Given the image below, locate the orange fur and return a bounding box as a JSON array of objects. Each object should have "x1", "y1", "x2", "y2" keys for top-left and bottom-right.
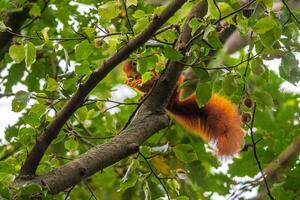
[{"x1": 123, "y1": 61, "x2": 244, "y2": 157}]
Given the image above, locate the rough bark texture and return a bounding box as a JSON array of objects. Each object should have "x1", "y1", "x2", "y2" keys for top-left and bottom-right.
[{"x1": 15, "y1": 0, "x2": 209, "y2": 194}]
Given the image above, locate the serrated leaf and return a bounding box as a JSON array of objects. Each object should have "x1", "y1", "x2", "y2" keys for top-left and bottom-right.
[
  {"x1": 133, "y1": 17, "x2": 148, "y2": 33},
  {"x1": 98, "y1": 1, "x2": 119, "y2": 21},
  {"x1": 46, "y1": 77, "x2": 58, "y2": 92},
  {"x1": 189, "y1": 17, "x2": 201, "y2": 35},
  {"x1": 9, "y1": 44, "x2": 25, "y2": 63},
  {"x1": 75, "y1": 40, "x2": 93, "y2": 61},
  {"x1": 173, "y1": 144, "x2": 197, "y2": 163},
  {"x1": 25, "y1": 42, "x2": 36, "y2": 67},
  {"x1": 222, "y1": 74, "x2": 237, "y2": 96},
  {"x1": 29, "y1": 3, "x2": 41, "y2": 17},
  {"x1": 127, "y1": 0, "x2": 137, "y2": 7},
  {"x1": 132, "y1": 10, "x2": 145, "y2": 19},
  {"x1": 252, "y1": 90, "x2": 273, "y2": 107},
  {"x1": 279, "y1": 53, "x2": 300, "y2": 84},
  {"x1": 137, "y1": 56, "x2": 158, "y2": 74},
  {"x1": 259, "y1": 26, "x2": 281, "y2": 47},
  {"x1": 19, "y1": 183, "x2": 43, "y2": 195},
  {"x1": 253, "y1": 17, "x2": 278, "y2": 34},
  {"x1": 12, "y1": 91, "x2": 30, "y2": 112},
  {"x1": 150, "y1": 156, "x2": 169, "y2": 176},
  {"x1": 64, "y1": 137, "x2": 79, "y2": 150},
  {"x1": 196, "y1": 82, "x2": 212, "y2": 107},
  {"x1": 262, "y1": 0, "x2": 273, "y2": 10},
  {"x1": 206, "y1": 30, "x2": 222, "y2": 49},
  {"x1": 251, "y1": 58, "x2": 265, "y2": 75},
  {"x1": 141, "y1": 72, "x2": 153, "y2": 84},
  {"x1": 75, "y1": 60, "x2": 91, "y2": 76},
  {"x1": 18, "y1": 127, "x2": 35, "y2": 144},
  {"x1": 163, "y1": 46, "x2": 183, "y2": 61}
]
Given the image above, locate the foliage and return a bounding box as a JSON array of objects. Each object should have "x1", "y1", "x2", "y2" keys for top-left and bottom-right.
[{"x1": 0, "y1": 0, "x2": 299, "y2": 199}]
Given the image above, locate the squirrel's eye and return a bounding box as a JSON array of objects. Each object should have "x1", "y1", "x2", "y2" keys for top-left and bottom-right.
[{"x1": 132, "y1": 61, "x2": 137, "y2": 67}]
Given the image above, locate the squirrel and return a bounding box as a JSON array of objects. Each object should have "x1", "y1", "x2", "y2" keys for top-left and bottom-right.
[{"x1": 123, "y1": 60, "x2": 244, "y2": 157}]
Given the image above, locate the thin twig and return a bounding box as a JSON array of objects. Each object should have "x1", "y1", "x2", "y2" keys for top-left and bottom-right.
[
  {"x1": 139, "y1": 152, "x2": 170, "y2": 200},
  {"x1": 249, "y1": 103, "x2": 274, "y2": 200},
  {"x1": 0, "y1": 93, "x2": 15, "y2": 98},
  {"x1": 215, "y1": 0, "x2": 256, "y2": 24},
  {"x1": 154, "y1": 24, "x2": 179, "y2": 36},
  {"x1": 213, "y1": 0, "x2": 222, "y2": 19},
  {"x1": 84, "y1": 182, "x2": 98, "y2": 200},
  {"x1": 186, "y1": 0, "x2": 256, "y2": 48},
  {"x1": 64, "y1": 185, "x2": 75, "y2": 200},
  {"x1": 281, "y1": 0, "x2": 300, "y2": 26},
  {"x1": 84, "y1": 99, "x2": 138, "y2": 106},
  {"x1": 122, "y1": 0, "x2": 134, "y2": 34}
]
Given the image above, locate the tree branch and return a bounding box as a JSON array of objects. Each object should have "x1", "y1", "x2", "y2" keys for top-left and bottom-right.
[
  {"x1": 19, "y1": 0, "x2": 189, "y2": 177},
  {"x1": 253, "y1": 136, "x2": 300, "y2": 199},
  {"x1": 15, "y1": 0, "x2": 208, "y2": 194}
]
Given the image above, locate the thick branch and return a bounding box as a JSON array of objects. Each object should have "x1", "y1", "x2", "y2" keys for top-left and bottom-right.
[
  {"x1": 19, "y1": 0, "x2": 188, "y2": 176},
  {"x1": 15, "y1": 0, "x2": 208, "y2": 194}
]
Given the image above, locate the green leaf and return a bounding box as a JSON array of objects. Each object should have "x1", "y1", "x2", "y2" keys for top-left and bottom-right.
[
  {"x1": 141, "y1": 72, "x2": 153, "y2": 84},
  {"x1": 259, "y1": 26, "x2": 281, "y2": 47},
  {"x1": 0, "y1": 20, "x2": 8, "y2": 31},
  {"x1": 118, "y1": 161, "x2": 138, "y2": 192},
  {"x1": 279, "y1": 53, "x2": 300, "y2": 84},
  {"x1": 252, "y1": 90, "x2": 274, "y2": 107},
  {"x1": 83, "y1": 27, "x2": 95, "y2": 39},
  {"x1": 132, "y1": 10, "x2": 145, "y2": 19},
  {"x1": 189, "y1": 17, "x2": 201, "y2": 35},
  {"x1": 9, "y1": 44, "x2": 25, "y2": 63},
  {"x1": 127, "y1": 0, "x2": 137, "y2": 7},
  {"x1": 137, "y1": 56, "x2": 158, "y2": 74},
  {"x1": 251, "y1": 58, "x2": 265, "y2": 75},
  {"x1": 262, "y1": 0, "x2": 273, "y2": 10},
  {"x1": 98, "y1": 1, "x2": 119, "y2": 21},
  {"x1": 75, "y1": 40, "x2": 93, "y2": 61},
  {"x1": 12, "y1": 91, "x2": 31, "y2": 112},
  {"x1": 25, "y1": 42, "x2": 36, "y2": 67},
  {"x1": 195, "y1": 82, "x2": 212, "y2": 107},
  {"x1": 236, "y1": 14, "x2": 249, "y2": 34},
  {"x1": 18, "y1": 183, "x2": 43, "y2": 196},
  {"x1": 76, "y1": 106, "x2": 88, "y2": 121},
  {"x1": 173, "y1": 144, "x2": 197, "y2": 163},
  {"x1": 253, "y1": 17, "x2": 278, "y2": 34},
  {"x1": 18, "y1": 127, "x2": 35, "y2": 144},
  {"x1": 75, "y1": 60, "x2": 91, "y2": 76},
  {"x1": 192, "y1": 68, "x2": 210, "y2": 82},
  {"x1": 205, "y1": 28, "x2": 222, "y2": 49},
  {"x1": 29, "y1": 3, "x2": 41, "y2": 17},
  {"x1": 23, "y1": 112, "x2": 40, "y2": 127},
  {"x1": 222, "y1": 74, "x2": 237, "y2": 96},
  {"x1": 64, "y1": 137, "x2": 79, "y2": 150},
  {"x1": 162, "y1": 46, "x2": 183, "y2": 61},
  {"x1": 133, "y1": 17, "x2": 149, "y2": 33},
  {"x1": 46, "y1": 77, "x2": 59, "y2": 92}
]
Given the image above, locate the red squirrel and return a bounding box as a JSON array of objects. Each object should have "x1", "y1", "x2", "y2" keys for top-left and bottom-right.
[{"x1": 123, "y1": 60, "x2": 244, "y2": 157}]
